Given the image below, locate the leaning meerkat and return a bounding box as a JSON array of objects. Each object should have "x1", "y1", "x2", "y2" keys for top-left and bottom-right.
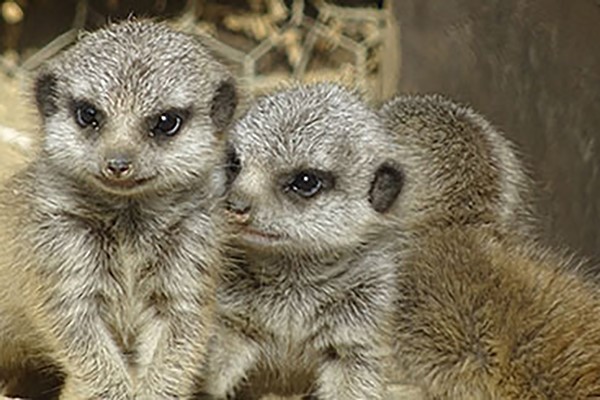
[
  {"x1": 0, "y1": 20, "x2": 237, "y2": 399},
  {"x1": 380, "y1": 93, "x2": 535, "y2": 235},
  {"x1": 200, "y1": 83, "x2": 404, "y2": 399},
  {"x1": 381, "y1": 94, "x2": 600, "y2": 398}
]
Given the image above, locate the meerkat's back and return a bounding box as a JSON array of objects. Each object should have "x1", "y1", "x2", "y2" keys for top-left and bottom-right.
[
  {"x1": 381, "y1": 94, "x2": 600, "y2": 398},
  {"x1": 394, "y1": 226, "x2": 600, "y2": 398}
]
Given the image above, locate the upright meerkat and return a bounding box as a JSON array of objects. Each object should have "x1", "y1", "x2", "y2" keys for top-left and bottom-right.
[
  {"x1": 200, "y1": 83, "x2": 404, "y2": 399},
  {"x1": 0, "y1": 20, "x2": 237, "y2": 400},
  {"x1": 381, "y1": 94, "x2": 600, "y2": 398}
]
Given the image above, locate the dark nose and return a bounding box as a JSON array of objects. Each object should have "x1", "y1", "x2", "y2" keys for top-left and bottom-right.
[
  {"x1": 225, "y1": 193, "x2": 252, "y2": 225},
  {"x1": 104, "y1": 158, "x2": 132, "y2": 179},
  {"x1": 226, "y1": 196, "x2": 251, "y2": 216}
]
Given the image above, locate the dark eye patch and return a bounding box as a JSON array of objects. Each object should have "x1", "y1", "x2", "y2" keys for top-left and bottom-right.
[
  {"x1": 72, "y1": 100, "x2": 103, "y2": 130},
  {"x1": 148, "y1": 108, "x2": 191, "y2": 138},
  {"x1": 283, "y1": 169, "x2": 335, "y2": 199}
]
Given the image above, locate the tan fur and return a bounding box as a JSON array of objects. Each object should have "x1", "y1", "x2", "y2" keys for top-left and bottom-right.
[
  {"x1": 0, "y1": 20, "x2": 237, "y2": 399},
  {"x1": 381, "y1": 95, "x2": 600, "y2": 398},
  {"x1": 380, "y1": 93, "x2": 534, "y2": 235}
]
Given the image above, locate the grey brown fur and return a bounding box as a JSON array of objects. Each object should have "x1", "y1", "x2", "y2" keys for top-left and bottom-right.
[
  {"x1": 380, "y1": 94, "x2": 534, "y2": 235},
  {"x1": 200, "y1": 83, "x2": 404, "y2": 399},
  {"x1": 381, "y1": 94, "x2": 600, "y2": 398},
  {"x1": 0, "y1": 20, "x2": 237, "y2": 399}
]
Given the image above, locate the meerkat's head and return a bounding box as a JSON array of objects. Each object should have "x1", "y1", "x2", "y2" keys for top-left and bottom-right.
[
  {"x1": 224, "y1": 83, "x2": 403, "y2": 256},
  {"x1": 33, "y1": 20, "x2": 237, "y2": 197},
  {"x1": 379, "y1": 94, "x2": 533, "y2": 233}
]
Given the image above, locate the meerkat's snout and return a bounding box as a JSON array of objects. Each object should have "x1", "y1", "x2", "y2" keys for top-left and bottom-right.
[
  {"x1": 223, "y1": 159, "x2": 264, "y2": 222},
  {"x1": 96, "y1": 148, "x2": 149, "y2": 192},
  {"x1": 223, "y1": 148, "x2": 252, "y2": 224},
  {"x1": 225, "y1": 192, "x2": 252, "y2": 225},
  {"x1": 102, "y1": 155, "x2": 133, "y2": 180}
]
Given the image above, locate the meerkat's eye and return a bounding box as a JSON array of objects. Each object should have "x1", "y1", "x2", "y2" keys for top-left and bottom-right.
[
  {"x1": 74, "y1": 102, "x2": 101, "y2": 129},
  {"x1": 151, "y1": 111, "x2": 183, "y2": 137},
  {"x1": 285, "y1": 170, "x2": 334, "y2": 198}
]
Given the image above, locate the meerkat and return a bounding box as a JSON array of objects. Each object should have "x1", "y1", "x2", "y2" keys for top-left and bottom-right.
[
  {"x1": 0, "y1": 20, "x2": 237, "y2": 400},
  {"x1": 380, "y1": 94, "x2": 600, "y2": 398},
  {"x1": 379, "y1": 93, "x2": 535, "y2": 235},
  {"x1": 199, "y1": 83, "x2": 404, "y2": 399}
]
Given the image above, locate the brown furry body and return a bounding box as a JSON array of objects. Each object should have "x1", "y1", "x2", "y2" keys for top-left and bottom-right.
[
  {"x1": 394, "y1": 226, "x2": 600, "y2": 399},
  {"x1": 200, "y1": 84, "x2": 405, "y2": 399},
  {"x1": 382, "y1": 94, "x2": 600, "y2": 398},
  {"x1": 0, "y1": 20, "x2": 237, "y2": 399}
]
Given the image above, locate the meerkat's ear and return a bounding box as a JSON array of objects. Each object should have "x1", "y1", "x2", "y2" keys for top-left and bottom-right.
[
  {"x1": 34, "y1": 71, "x2": 59, "y2": 119},
  {"x1": 210, "y1": 78, "x2": 238, "y2": 131},
  {"x1": 369, "y1": 161, "x2": 404, "y2": 213}
]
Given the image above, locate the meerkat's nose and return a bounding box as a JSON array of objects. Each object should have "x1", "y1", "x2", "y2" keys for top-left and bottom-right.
[
  {"x1": 104, "y1": 157, "x2": 133, "y2": 179},
  {"x1": 226, "y1": 197, "x2": 251, "y2": 215},
  {"x1": 225, "y1": 194, "x2": 252, "y2": 224}
]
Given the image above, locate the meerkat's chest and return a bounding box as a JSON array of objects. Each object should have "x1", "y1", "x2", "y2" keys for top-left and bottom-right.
[
  {"x1": 100, "y1": 239, "x2": 158, "y2": 349},
  {"x1": 224, "y1": 272, "x2": 334, "y2": 347},
  {"x1": 220, "y1": 276, "x2": 338, "y2": 383},
  {"x1": 253, "y1": 280, "x2": 321, "y2": 330}
]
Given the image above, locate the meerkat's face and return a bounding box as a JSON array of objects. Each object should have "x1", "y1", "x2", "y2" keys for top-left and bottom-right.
[
  {"x1": 33, "y1": 21, "x2": 236, "y2": 196},
  {"x1": 225, "y1": 84, "x2": 403, "y2": 256}
]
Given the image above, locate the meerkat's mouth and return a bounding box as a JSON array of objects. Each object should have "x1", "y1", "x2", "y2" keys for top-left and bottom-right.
[
  {"x1": 224, "y1": 210, "x2": 284, "y2": 245},
  {"x1": 236, "y1": 225, "x2": 283, "y2": 246},
  {"x1": 95, "y1": 175, "x2": 155, "y2": 191}
]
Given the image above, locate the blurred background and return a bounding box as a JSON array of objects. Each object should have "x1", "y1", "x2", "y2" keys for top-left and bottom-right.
[
  {"x1": 395, "y1": 1, "x2": 600, "y2": 263},
  {"x1": 0, "y1": 0, "x2": 599, "y2": 260}
]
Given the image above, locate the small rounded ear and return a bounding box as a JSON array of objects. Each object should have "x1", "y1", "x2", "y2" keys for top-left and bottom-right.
[
  {"x1": 369, "y1": 161, "x2": 404, "y2": 213},
  {"x1": 34, "y1": 71, "x2": 59, "y2": 119},
  {"x1": 210, "y1": 78, "x2": 238, "y2": 131}
]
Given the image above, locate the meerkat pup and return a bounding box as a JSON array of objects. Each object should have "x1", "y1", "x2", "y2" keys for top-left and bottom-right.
[
  {"x1": 381, "y1": 93, "x2": 535, "y2": 235},
  {"x1": 381, "y1": 94, "x2": 600, "y2": 398},
  {"x1": 0, "y1": 20, "x2": 237, "y2": 399},
  {"x1": 199, "y1": 83, "x2": 404, "y2": 399}
]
